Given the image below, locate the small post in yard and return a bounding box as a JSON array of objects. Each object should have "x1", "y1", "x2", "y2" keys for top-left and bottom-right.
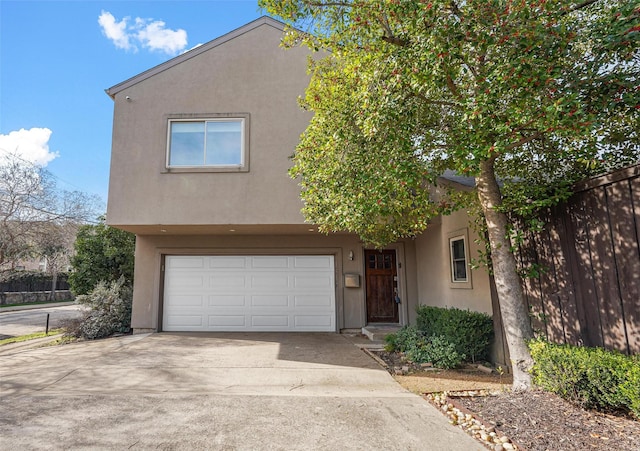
[{"x1": 46, "y1": 313, "x2": 50, "y2": 335}]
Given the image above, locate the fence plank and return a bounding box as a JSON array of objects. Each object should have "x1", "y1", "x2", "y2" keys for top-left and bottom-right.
[
  {"x1": 607, "y1": 178, "x2": 640, "y2": 354},
  {"x1": 558, "y1": 196, "x2": 602, "y2": 346},
  {"x1": 565, "y1": 197, "x2": 599, "y2": 347},
  {"x1": 631, "y1": 177, "x2": 640, "y2": 354},
  {"x1": 587, "y1": 187, "x2": 628, "y2": 352},
  {"x1": 536, "y1": 213, "x2": 566, "y2": 344},
  {"x1": 550, "y1": 206, "x2": 581, "y2": 346},
  {"x1": 520, "y1": 229, "x2": 548, "y2": 337}
]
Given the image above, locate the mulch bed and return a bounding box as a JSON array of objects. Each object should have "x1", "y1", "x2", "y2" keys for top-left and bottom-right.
[
  {"x1": 456, "y1": 390, "x2": 640, "y2": 451},
  {"x1": 372, "y1": 350, "x2": 640, "y2": 451}
]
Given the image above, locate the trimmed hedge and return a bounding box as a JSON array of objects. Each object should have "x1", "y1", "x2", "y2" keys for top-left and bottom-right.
[
  {"x1": 383, "y1": 306, "x2": 493, "y2": 369},
  {"x1": 529, "y1": 338, "x2": 640, "y2": 418},
  {"x1": 416, "y1": 305, "x2": 494, "y2": 362}
]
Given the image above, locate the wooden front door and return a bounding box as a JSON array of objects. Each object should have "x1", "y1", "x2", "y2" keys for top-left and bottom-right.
[{"x1": 365, "y1": 249, "x2": 399, "y2": 323}]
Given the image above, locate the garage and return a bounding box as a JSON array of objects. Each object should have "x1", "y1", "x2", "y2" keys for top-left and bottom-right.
[{"x1": 162, "y1": 255, "x2": 336, "y2": 332}]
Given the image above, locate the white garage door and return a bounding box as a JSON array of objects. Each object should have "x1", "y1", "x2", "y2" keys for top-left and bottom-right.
[{"x1": 163, "y1": 255, "x2": 336, "y2": 332}]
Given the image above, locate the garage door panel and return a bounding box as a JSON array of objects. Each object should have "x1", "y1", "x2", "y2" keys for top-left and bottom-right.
[
  {"x1": 295, "y1": 315, "x2": 332, "y2": 327},
  {"x1": 294, "y1": 275, "x2": 333, "y2": 289},
  {"x1": 294, "y1": 295, "x2": 332, "y2": 307},
  {"x1": 209, "y1": 256, "x2": 247, "y2": 268},
  {"x1": 168, "y1": 275, "x2": 205, "y2": 289},
  {"x1": 169, "y1": 257, "x2": 205, "y2": 269},
  {"x1": 294, "y1": 256, "x2": 332, "y2": 268},
  {"x1": 209, "y1": 275, "x2": 246, "y2": 288},
  {"x1": 251, "y1": 295, "x2": 289, "y2": 307},
  {"x1": 208, "y1": 295, "x2": 246, "y2": 307},
  {"x1": 251, "y1": 316, "x2": 289, "y2": 327},
  {"x1": 251, "y1": 275, "x2": 289, "y2": 289},
  {"x1": 163, "y1": 255, "x2": 335, "y2": 332},
  {"x1": 166, "y1": 295, "x2": 204, "y2": 307},
  {"x1": 166, "y1": 315, "x2": 203, "y2": 328},
  {"x1": 251, "y1": 256, "x2": 289, "y2": 268},
  {"x1": 208, "y1": 315, "x2": 246, "y2": 327}
]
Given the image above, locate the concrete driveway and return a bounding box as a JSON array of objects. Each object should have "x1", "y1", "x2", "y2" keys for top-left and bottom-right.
[{"x1": 0, "y1": 333, "x2": 483, "y2": 450}]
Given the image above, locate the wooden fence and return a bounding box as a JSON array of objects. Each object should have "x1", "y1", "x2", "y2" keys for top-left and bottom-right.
[
  {"x1": 515, "y1": 164, "x2": 639, "y2": 355},
  {"x1": 0, "y1": 273, "x2": 70, "y2": 293}
]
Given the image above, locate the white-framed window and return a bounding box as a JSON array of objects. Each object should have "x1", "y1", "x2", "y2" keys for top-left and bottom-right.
[
  {"x1": 166, "y1": 114, "x2": 249, "y2": 172},
  {"x1": 449, "y1": 235, "x2": 468, "y2": 283}
]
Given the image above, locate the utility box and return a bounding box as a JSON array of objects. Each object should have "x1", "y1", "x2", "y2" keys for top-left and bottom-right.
[{"x1": 344, "y1": 273, "x2": 361, "y2": 288}]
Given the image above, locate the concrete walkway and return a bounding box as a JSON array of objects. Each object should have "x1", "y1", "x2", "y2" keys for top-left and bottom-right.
[{"x1": 0, "y1": 332, "x2": 483, "y2": 450}]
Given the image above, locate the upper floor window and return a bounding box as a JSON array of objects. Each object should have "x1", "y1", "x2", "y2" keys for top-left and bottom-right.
[{"x1": 166, "y1": 116, "x2": 248, "y2": 171}]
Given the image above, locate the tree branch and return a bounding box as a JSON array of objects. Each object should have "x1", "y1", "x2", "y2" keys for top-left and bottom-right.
[
  {"x1": 446, "y1": 74, "x2": 462, "y2": 100},
  {"x1": 505, "y1": 131, "x2": 545, "y2": 151},
  {"x1": 378, "y1": 14, "x2": 409, "y2": 47}
]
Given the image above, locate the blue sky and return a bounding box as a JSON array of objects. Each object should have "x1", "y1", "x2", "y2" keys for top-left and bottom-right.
[{"x1": 1, "y1": 0, "x2": 267, "y2": 208}]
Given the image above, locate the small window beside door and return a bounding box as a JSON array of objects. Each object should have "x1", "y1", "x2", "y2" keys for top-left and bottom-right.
[
  {"x1": 448, "y1": 230, "x2": 472, "y2": 289},
  {"x1": 450, "y1": 236, "x2": 467, "y2": 282}
]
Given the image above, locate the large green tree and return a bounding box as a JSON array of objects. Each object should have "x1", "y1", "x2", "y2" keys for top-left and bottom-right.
[
  {"x1": 260, "y1": 0, "x2": 639, "y2": 390},
  {"x1": 69, "y1": 218, "x2": 135, "y2": 295}
]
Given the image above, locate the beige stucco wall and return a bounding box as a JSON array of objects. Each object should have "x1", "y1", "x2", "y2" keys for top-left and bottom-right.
[
  {"x1": 106, "y1": 19, "x2": 489, "y2": 332},
  {"x1": 131, "y1": 233, "x2": 419, "y2": 332},
  {"x1": 107, "y1": 22, "x2": 312, "y2": 228},
  {"x1": 415, "y1": 209, "x2": 493, "y2": 315}
]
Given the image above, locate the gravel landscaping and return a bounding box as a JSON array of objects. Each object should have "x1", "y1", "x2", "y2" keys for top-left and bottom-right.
[{"x1": 370, "y1": 350, "x2": 640, "y2": 451}]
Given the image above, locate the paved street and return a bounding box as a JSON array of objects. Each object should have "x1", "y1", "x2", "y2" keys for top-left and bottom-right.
[
  {"x1": 0, "y1": 303, "x2": 82, "y2": 339},
  {"x1": 0, "y1": 332, "x2": 483, "y2": 450}
]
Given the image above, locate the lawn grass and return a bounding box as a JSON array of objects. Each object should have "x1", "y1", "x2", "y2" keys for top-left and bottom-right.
[{"x1": 0, "y1": 329, "x2": 65, "y2": 346}]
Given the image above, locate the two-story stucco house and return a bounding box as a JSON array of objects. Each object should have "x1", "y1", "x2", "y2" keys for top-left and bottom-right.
[{"x1": 106, "y1": 17, "x2": 497, "y2": 339}]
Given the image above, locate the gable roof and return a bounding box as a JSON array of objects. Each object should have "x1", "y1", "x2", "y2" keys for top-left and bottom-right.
[
  {"x1": 438, "y1": 170, "x2": 476, "y2": 188},
  {"x1": 105, "y1": 16, "x2": 286, "y2": 99}
]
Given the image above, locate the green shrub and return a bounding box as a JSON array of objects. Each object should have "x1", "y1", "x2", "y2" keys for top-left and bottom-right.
[
  {"x1": 384, "y1": 325, "x2": 424, "y2": 353},
  {"x1": 620, "y1": 361, "x2": 640, "y2": 418},
  {"x1": 421, "y1": 335, "x2": 463, "y2": 370},
  {"x1": 73, "y1": 277, "x2": 132, "y2": 340},
  {"x1": 529, "y1": 338, "x2": 640, "y2": 418},
  {"x1": 383, "y1": 331, "x2": 398, "y2": 352},
  {"x1": 69, "y1": 220, "x2": 135, "y2": 295},
  {"x1": 416, "y1": 305, "x2": 493, "y2": 362},
  {"x1": 384, "y1": 326, "x2": 463, "y2": 369}
]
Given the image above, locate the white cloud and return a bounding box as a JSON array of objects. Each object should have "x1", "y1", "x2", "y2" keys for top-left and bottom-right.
[
  {"x1": 98, "y1": 11, "x2": 188, "y2": 55},
  {"x1": 98, "y1": 11, "x2": 132, "y2": 51},
  {"x1": 0, "y1": 128, "x2": 59, "y2": 166},
  {"x1": 136, "y1": 19, "x2": 188, "y2": 54}
]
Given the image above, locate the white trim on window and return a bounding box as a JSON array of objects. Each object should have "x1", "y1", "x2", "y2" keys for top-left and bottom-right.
[
  {"x1": 447, "y1": 228, "x2": 473, "y2": 289},
  {"x1": 449, "y1": 236, "x2": 468, "y2": 283},
  {"x1": 164, "y1": 113, "x2": 250, "y2": 173}
]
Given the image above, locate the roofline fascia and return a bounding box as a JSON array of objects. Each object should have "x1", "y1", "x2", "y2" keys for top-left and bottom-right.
[{"x1": 105, "y1": 16, "x2": 287, "y2": 100}]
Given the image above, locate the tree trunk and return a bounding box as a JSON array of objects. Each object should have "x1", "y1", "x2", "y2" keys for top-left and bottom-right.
[{"x1": 476, "y1": 157, "x2": 534, "y2": 391}]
